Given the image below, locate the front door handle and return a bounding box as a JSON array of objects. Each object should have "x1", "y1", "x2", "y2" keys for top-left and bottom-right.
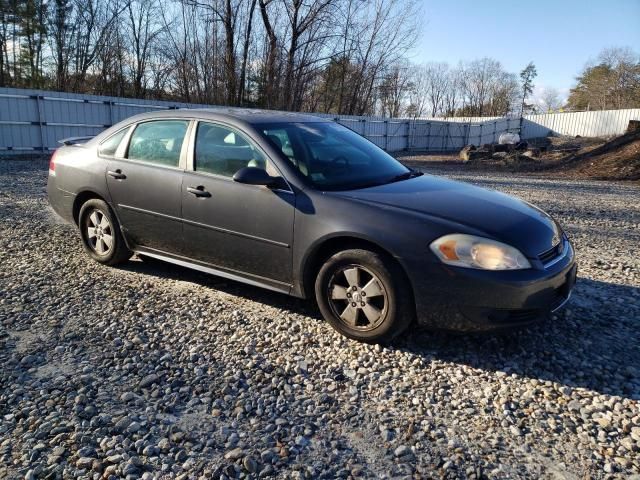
[
  {"x1": 108, "y1": 169, "x2": 126, "y2": 180},
  {"x1": 187, "y1": 186, "x2": 211, "y2": 198}
]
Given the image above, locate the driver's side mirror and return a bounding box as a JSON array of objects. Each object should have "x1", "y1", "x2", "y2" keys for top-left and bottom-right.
[{"x1": 233, "y1": 166, "x2": 279, "y2": 187}]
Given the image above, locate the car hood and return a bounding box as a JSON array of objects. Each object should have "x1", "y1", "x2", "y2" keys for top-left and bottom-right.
[{"x1": 333, "y1": 174, "x2": 561, "y2": 257}]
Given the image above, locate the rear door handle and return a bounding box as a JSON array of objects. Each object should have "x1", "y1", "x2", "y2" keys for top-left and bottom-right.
[
  {"x1": 108, "y1": 170, "x2": 126, "y2": 180},
  {"x1": 187, "y1": 186, "x2": 211, "y2": 198}
]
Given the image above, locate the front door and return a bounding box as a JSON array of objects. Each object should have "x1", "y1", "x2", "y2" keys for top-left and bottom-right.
[
  {"x1": 105, "y1": 119, "x2": 190, "y2": 254},
  {"x1": 181, "y1": 121, "x2": 295, "y2": 288}
]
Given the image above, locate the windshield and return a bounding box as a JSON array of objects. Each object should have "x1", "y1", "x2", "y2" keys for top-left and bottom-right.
[{"x1": 258, "y1": 122, "x2": 412, "y2": 190}]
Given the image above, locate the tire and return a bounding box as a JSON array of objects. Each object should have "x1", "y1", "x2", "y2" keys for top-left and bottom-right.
[
  {"x1": 78, "y1": 199, "x2": 132, "y2": 265},
  {"x1": 315, "y1": 249, "x2": 414, "y2": 343}
]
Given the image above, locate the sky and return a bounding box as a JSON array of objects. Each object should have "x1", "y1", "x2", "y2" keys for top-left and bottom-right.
[{"x1": 411, "y1": 0, "x2": 640, "y2": 101}]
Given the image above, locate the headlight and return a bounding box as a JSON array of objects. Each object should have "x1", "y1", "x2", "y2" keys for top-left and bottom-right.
[{"x1": 430, "y1": 234, "x2": 531, "y2": 270}]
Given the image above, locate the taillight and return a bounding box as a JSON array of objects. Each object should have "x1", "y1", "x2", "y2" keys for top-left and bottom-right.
[{"x1": 49, "y1": 149, "x2": 58, "y2": 173}]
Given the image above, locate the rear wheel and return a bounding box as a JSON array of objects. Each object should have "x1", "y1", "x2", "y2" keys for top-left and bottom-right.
[
  {"x1": 315, "y1": 249, "x2": 414, "y2": 343},
  {"x1": 79, "y1": 199, "x2": 131, "y2": 265}
]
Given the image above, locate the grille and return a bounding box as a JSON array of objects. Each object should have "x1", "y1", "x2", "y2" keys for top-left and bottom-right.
[{"x1": 538, "y1": 240, "x2": 564, "y2": 265}]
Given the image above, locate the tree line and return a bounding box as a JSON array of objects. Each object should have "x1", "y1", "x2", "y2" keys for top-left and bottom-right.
[
  {"x1": 0, "y1": 0, "x2": 535, "y2": 117},
  {"x1": 1, "y1": 0, "x2": 638, "y2": 117},
  {"x1": 401, "y1": 59, "x2": 528, "y2": 118},
  {"x1": 0, "y1": 0, "x2": 422, "y2": 115},
  {"x1": 566, "y1": 47, "x2": 640, "y2": 111}
]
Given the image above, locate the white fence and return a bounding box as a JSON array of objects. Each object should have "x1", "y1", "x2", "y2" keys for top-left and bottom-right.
[
  {"x1": 521, "y1": 109, "x2": 640, "y2": 138},
  {"x1": 0, "y1": 87, "x2": 638, "y2": 153},
  {"x1": 313, "y1": 114, "x2": 522, "y2": 151}
]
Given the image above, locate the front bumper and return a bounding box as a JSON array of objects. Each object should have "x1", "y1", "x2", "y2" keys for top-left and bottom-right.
[{"x1": 403, "y1": 241, "x2": 577, "y2": 331}]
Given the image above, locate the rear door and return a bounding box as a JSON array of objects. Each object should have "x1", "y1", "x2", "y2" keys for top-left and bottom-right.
[
  {"x1": 181, "y1": 121, "x2": 295, "y2": 288},
  {"x1": 105, "y1": 119, "x2": 190, "y2": 254}
]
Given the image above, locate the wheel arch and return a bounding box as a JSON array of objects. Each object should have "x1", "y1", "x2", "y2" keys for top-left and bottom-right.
[
  {"x1": 72, "y1": 192, "x2": 126, "y2": 249},
  {"x1": 72, "y1": 190, "x2": 109, "y2": 226},
  {"x1": 300, "y1": 235, "x2": 415, "y2": 305}
]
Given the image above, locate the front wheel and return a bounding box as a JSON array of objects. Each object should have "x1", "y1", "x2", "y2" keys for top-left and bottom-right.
[
  {"x1": 79, "y1": 199, "x2": 132, "y2": 265},
  {"x1": 315, "y1": 249, "x2": 414, "y2": 343}
]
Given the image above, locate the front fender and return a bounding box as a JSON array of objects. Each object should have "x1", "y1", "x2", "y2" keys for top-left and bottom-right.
[{"x1": 291, "y1": 190, "x2": 459, "y2": 298}]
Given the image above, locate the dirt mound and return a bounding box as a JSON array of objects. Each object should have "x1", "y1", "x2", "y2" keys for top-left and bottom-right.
[
  {"x1": 551, "y1": 130, "x2": 640, "y2": 182},
  {"x1": 399, "y1": 131, "x2": 640, "y2": 183}
]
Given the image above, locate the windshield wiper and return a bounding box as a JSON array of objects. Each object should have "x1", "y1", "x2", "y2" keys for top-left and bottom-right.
[
  {"x1": 326, "y1": 169, "x2": 423, "y2": 191},
  {"x1": 386, "y1": 169, "x2": 423, "y2": 184}
]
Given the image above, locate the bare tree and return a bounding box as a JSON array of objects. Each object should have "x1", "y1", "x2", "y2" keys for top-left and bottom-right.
[
  {"x1": 422, "y1": 62, "x2": 449, "y2": 116},
  {"x1": 389, "y1": 58, "x2": 521, "y2": 119},
  {"x1": 330, "y1": 0, "x2": 419, "y2": 115},
  {"x1": 377, "y1": 62, "x2": 412, "y2": 117},
  {"x1": 257, "y1": 0, "x2": 280, "y2": 108},
  {"x1": 94, "y1": 20, "x2": 128, "y2": 96},
  {"x1": 125, "y1": 0, "x2": 164, "y2": 98},
  {"x1": 48, "y1": 0, "x2": 73, "y2": 90},
  {"x1": 405, "y1": 65, "x2": 428, "y2": 118},
  {"x1": 459, "y1": 58, "x2": 499, "y2": 116},
  {"x1": 48, "y1": 0, "x2": 125, "y2": 93},
  {"x1": 18, "y1": 0, "x2": 47, "y2": 87},
  {"x1": 186, "y1": 0, "x2": 251, "y2": 105},
  {"x1": 453, "y1": 58, "x2": 520, "y2": 116},
  {"x1": 442, "y1": 65, "x2": 462, "y2": 117},
  {"x1": 282, "y1": 0, "x2": 337, "y2": 110},
  {"x1": 539, "y1": 86, "x2": 562, "y2": 112},
  {"x1": 3, "y1": 0, "x2": 554, "y2": 121},
  {"x1": 0, "y1": 1, "x2": 14, "y2": 84},
  {"x1": 237, "y1": 0, "x2": 257, "y2": 105}
]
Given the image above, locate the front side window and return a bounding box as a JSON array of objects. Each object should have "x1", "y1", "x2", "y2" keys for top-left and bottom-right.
[
  {"x1": 99, "y1": 128, "x2": 128, "y2": 157},
  {"x1": 127, "y1": 120, "x2": 189, "y2": 167},
  {"x1": 195, "y1": 122, "x2": 272, "y2": 177},
  {"x1": 259, "y1": 122, "x2": 410, "y2": 190}
]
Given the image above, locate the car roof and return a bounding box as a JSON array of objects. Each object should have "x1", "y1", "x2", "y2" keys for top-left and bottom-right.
[
  {"x1": 88, "y1": 107, "x2": 333, "y2": 147},
  {"x1": 126, "y1": 108, "x2": 330, "y2": 126}
]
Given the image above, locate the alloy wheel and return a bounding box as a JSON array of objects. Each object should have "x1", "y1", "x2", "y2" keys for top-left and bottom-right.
[
  {"x1": 85, "y1": 209, "x2": 113, "y2": 256},
  {"x1": 327, "y1": 265, "x2": 388, "y2": 331}
]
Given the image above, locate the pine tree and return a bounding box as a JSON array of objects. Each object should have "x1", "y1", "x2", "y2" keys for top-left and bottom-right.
[
  {"x1": 567, "y1": 48, "x2": 640, "y2": 110},
  {"x1": 519, "y1": 62, "x2": 537, "y2": 116}
]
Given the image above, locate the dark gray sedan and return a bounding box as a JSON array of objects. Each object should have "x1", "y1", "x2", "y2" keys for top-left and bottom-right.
[{"x1": 48, "y1": 109, "x2": 576, "y2": 343}]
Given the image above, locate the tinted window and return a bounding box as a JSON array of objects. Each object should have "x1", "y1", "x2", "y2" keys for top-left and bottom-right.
[
  {"x1": 195, "y1": 122, "x2": 270, "y2": 177},
  {"x1": 259, "y1": 122, "x2": 409, "y2": 190},
  {"x1": 264, "y1": 128, "x2": 295, "y2": 160},
  {"x1": 127, "y1": 120, "x2": 189, "y2": 167},
  {"x1": 99, "y1": 129, "x2": 127, "y2": 157}
]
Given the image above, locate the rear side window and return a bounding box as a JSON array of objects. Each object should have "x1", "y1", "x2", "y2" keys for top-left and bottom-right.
[
  {"x1": 127, "y1": 120, "x2": 189, "y2": 167},
  {"x1": 99, "y1": 129, "x2": 127, "y2": 157}
]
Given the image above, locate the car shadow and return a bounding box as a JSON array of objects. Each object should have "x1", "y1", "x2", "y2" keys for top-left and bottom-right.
[
  {"x1": 394, "y1": 277, "x2": 640, "y2": 400},
  {"x1": 118, "y1": 257, "x2": 640, "y2": 400},
  {"x1": 117, "y1": 256, "x2": 322, "y2": 319}
]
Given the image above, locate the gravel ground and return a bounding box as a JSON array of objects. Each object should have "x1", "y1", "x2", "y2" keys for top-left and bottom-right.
[{"x1": 1, "y1": 158, "x2": 639, "y2": 480}]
